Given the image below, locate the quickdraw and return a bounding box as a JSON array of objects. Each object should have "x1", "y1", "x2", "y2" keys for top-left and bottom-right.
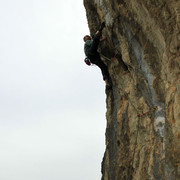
[{"x1": 138, "y1": 106, "x2": 158, "y2": 117}]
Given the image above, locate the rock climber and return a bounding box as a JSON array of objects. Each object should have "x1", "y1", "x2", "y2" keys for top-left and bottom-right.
[{"x1": 83, "y1": 22, "x2": 110, "y2": 87}]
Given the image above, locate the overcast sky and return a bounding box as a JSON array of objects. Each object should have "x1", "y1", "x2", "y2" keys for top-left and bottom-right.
[{"x1": 0, "y1": 0, "x2": 107, "y2": 180}]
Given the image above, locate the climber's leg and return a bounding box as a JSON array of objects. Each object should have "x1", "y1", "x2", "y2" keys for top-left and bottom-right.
[{"x1": 93, "y1": 53, "x2": 110, "y2": 82}]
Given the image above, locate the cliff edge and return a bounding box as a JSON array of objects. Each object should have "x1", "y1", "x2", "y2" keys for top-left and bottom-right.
[{"x1": 84, "y1": 0, "x2": 180, "y2": 179}]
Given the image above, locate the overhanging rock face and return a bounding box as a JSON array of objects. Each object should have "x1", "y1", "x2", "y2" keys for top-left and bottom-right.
[{"x1": 83, "y1": 0, "x2": 180, "y2": 180}]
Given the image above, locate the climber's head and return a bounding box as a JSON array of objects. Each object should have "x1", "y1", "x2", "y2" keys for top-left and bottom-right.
[{"x1": 83, "y1": 35, "x2": 91, "y2": 42}]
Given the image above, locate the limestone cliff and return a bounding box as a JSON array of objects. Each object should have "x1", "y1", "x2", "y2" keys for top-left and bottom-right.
[{"x1": 83, "y1": 0, "x2": 180, "y2": 180}]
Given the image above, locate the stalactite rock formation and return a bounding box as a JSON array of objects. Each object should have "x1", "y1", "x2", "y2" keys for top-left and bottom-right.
[{"x1": 84, "y1": 0, "x2": 180, "y2": 179}]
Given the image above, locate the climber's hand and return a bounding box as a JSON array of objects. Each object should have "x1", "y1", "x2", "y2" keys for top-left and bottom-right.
[
  {"x1": 95, "y1": 30, "x2": 102, "y2": 37},
  {"x1": 100, "y1": 37, "x2": 107, "y2": 42}
]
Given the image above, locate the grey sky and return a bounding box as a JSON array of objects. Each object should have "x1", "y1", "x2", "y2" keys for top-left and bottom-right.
[{"x1": 0, "y1": 0, "x2": 107, "y2": 180}]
